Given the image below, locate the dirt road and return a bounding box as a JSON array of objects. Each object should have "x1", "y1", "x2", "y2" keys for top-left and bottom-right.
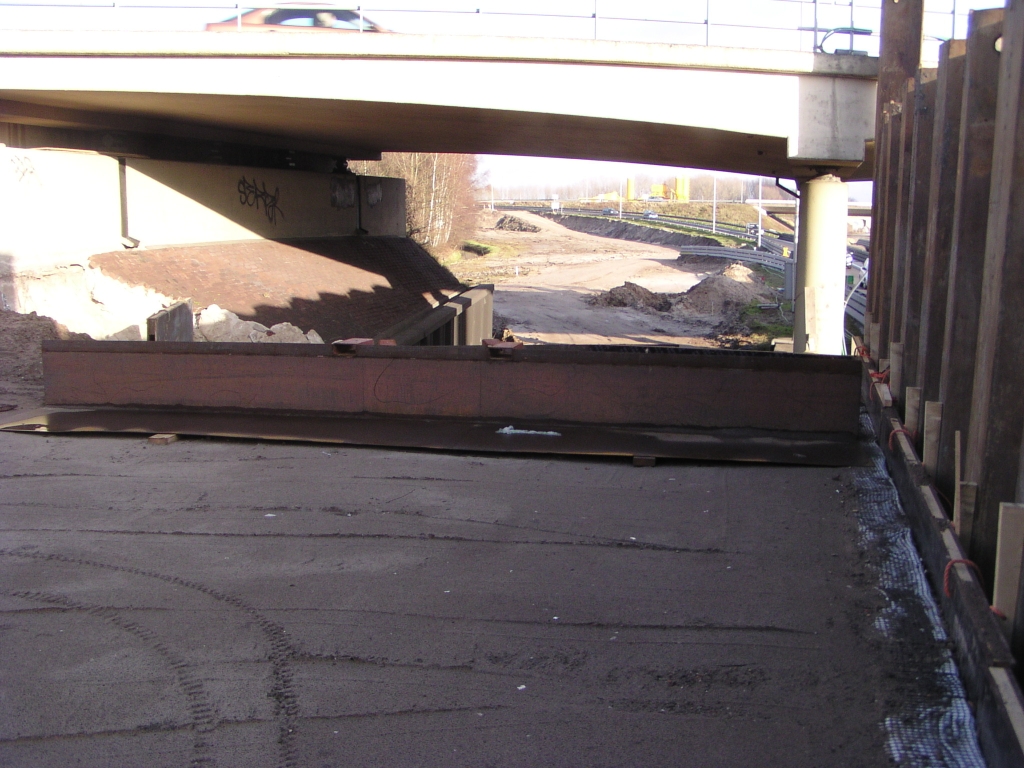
[{"x1": 454, "y1": 211, "x2": 724, "y2": 345}]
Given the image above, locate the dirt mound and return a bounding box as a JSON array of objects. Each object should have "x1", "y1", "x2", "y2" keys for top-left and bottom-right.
[
  {"x1": 588, "y1": 282, "x2": 672, "y2": 312},
  {"x1": 0, "y1": 309, "x2": 91, "y2": 409},
  {"x1": 547, "y1": 214, "x2": 720, "y2": 248},
  {"x1": 494, "y1": 215, "x2": 540, "y2": 233},
  {"x1": 586, "y1": 262, "x2": 773, "y2": 326},
  {"x1": 678, "y1": 273, "x2": 770, "y2": 316}
]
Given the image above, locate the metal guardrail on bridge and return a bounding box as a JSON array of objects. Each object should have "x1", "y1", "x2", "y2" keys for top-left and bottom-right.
[{"x1": 0, "y1": 0, "x2": 970, "y2": 61}]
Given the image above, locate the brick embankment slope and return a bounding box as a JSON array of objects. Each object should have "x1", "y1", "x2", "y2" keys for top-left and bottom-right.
[{"x1": 91, "y1": 237, "x2": 465, "y2": 341}]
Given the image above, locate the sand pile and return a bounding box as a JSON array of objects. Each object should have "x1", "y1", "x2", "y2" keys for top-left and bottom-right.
[
  {"x1": 677, "y1": 269, "x2": 769, "y2": 316},
  {"x1": 587, "y1": 282, "x2": 672, "y2": 312}
]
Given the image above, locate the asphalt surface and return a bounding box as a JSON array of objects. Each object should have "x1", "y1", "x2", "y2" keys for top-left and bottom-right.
[{"x1": 0, "y1": 427, "x2": 904, "y2": 768}]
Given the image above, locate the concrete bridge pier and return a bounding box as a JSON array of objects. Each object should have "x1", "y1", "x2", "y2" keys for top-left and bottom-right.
[{"x1": 793, "y1": 174, "x2": 849, "y2": 355}]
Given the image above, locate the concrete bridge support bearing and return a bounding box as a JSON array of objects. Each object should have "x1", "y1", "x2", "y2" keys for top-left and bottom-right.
[{"x1": 794, "y1": 174, "x2": 849, "y2": 355}]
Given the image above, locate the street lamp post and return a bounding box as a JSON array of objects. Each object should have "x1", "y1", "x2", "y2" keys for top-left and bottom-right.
[
  {"x1": 712, "y1": 176, "x2": 717, "y2": 234},
  {"x1": 757, "y1": 177, "x2": 763, "y2": 248}
]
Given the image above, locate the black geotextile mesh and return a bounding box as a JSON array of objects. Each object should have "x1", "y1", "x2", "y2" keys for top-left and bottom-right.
[{"x1": 854, "y1": 412, "x2": 986, "y2": 767}]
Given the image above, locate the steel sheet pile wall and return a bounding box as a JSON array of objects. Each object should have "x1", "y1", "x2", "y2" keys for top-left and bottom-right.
[{"x1": 864, "y1": 2, "x2": 1024, "y2": 765}]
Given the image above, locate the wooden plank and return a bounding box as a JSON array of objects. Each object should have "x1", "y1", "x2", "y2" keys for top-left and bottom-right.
[
  {"x1": 923, "y1": 400, "x2": 943, "y2": 477},
  {"x1": 994, "y1": 503, "x2": 1024, "y2": 632},
  {"x1": 41, "y1": 341, "x2": 863, "y2": 435},
  {"x1": 917, "y1": 40, "x2": 967, "y2": 412},
  {"x1": 937, "y1": 9, "x2": 1005, "y2": 505},
  {"x1": 147, "y1": 433, "x2": 178, "y2": 445},
  {"x1": 898, "y1": 69, "x2": 939, "y2": 401},
  {"x1": 964, "y1": 1, "x2": 1024, "y2": 592}
]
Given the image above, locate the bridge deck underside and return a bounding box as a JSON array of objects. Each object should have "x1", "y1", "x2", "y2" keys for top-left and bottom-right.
[{"x1": 1, "y1": 91, "x2": 800, "y2": 177}]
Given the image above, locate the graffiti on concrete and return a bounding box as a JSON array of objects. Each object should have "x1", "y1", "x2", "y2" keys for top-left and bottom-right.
[
  {"x1": 7, "y1": 153, "x2": 37, "y2": 184},
  {"x1": 237, "y1": 176, "x2": 284, "y2": 225},
  {"x1": 330, "y1": 176, "x2": 357, "y2": 209}
]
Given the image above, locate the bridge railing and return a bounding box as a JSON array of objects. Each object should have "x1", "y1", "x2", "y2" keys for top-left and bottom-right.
[{"x1": 0, "y1": 0, "x2": 969, "y2": 59}]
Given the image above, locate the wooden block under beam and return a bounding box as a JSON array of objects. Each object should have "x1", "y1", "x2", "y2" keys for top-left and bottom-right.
[
  {"x1": 923, "y1": 401, "x2": 943, "y2": 477},
  {"x1": 905, "y1": 387, "x2": 923, "y2": 441},
  {"x1": 148, "y1": 433, "x2": 179, "y2": 445},
  {"x1": 993, "y1": 503, "x2": 1024, "y2": 634},
  {"x1": 874, "y1": 382, "x2": 894, "y2": 409},
  {"x1": 889, "y1": 342, "x2": 904, "y2": 402}
]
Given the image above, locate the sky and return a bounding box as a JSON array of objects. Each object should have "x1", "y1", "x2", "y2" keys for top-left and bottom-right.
[{"x1": 0, "y1": 0, "x2": 1006, "y2": 200}]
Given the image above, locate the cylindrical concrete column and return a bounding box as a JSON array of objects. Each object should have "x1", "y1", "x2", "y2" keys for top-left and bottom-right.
[{"x1": 793, "y1": 174, "x2": 848, "y2": 355}]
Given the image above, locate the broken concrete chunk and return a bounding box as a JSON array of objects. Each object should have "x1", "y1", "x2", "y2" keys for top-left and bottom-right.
[{"x1": 194, "y1": 304, "x2": 322, "y2": 344}]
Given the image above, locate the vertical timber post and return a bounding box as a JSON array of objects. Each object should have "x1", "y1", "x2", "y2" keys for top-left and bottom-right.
[
  {"x1": 869, "y1": 0, "x2": 923, "y2": 360},
  {"x1": 886, "y1": 78, "x2": 917, "y2": 370},
  {"x1": 917, "y1": 40, "x2": 966, "y2": 421},
  {"x1": 898, "y1": 68, "x2": 938, "y2": 403},
  {"x1": 793, "y1": 175, "x2": 848, "y2": 355},
  {"x1": 965, "y1": 0, "x2": 1024, "y2": 593},
  {"x1": 936, "y1": 9, "x2": 1005, "y2": 505}
]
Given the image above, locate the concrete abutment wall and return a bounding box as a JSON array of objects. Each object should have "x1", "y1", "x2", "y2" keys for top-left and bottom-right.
[{"x1": 0, "y1": 146, "x2": 406, "y2": 339}]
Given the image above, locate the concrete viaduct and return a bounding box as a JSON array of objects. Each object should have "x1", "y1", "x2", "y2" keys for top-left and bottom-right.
[{"x1": 0, "y1": 30, "x2": 879, "y2": 354}]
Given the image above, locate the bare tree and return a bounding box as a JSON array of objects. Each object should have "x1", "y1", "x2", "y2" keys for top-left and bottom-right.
[{"x1": 352, "y1": 153, "x2": 479, "y2": 252}]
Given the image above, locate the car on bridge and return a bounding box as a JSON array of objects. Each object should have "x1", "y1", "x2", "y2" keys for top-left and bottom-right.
[
  {"x1": 601, "y1": 207, "x2": 616, "y2": 216},
  {"x1": 642, "y1": 210, "x2": 658, "y2": 220},
  {"x1": 206, "y1": 5, "x2": 387, "y2": 33}
]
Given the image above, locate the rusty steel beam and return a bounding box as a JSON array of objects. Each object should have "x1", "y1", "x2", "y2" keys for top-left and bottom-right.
[{"x1": 39, "y1": 341, "x2": 862, "y2": 440}]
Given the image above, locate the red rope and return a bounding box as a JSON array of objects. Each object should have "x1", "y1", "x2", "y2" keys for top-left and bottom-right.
[
  {"x1": 943, "y1": 558, "x2": 984, "y2": 598},
  {"x1": 888, "y1": 428, "x2": 913, "y2": 451},
  {"x1": 992, "y1": 606, "x2": 1008, "y2": 620},
  {"x1": 870, "y1": 369, "x2": 890, "y2": 383},
  {"x1": 855, "y1": 345, "x2": 871, "y2": 359}
]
